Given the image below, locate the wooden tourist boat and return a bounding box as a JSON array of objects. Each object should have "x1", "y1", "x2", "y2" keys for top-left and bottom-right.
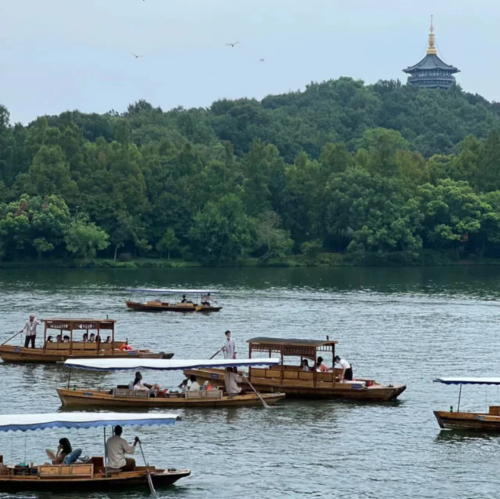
[
  {"x1": 434, "y1": 377, "x2": 500, "y2": 431},
  {"x1": 0, "y1": 413, "x2": 190, "y2": 493},
  {"x1": 0, "y1": 319, "x2": 173, "y2": 363},
  {"x1": 125, "y1": 288, "x2": 222, "y2": 313},
  {"x1": 57, "y1": 358, "x2": 285, "y2": 408},
  {"x1": 184, "y1": 337, "x2": 406, "y2": 402}
]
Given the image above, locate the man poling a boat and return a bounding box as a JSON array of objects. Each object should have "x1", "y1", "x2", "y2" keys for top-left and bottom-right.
[
  {"x1": 222, "y1": 330, "x2": 236, "y2": 359},
  {"x1": 22, "y1": 314, "x2": 42, "y2": 349}
]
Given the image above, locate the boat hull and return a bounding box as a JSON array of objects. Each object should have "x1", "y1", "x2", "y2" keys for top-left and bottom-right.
[
  {"x1": 57, "y1": 388, "x2": 285, "y2": 408},
  {"x1": 126, "y1": 301, "x2": 221, "y2": 313},
  {"x1": 184, "y1": 368, "x2": 406, "y2": 402},
  {"x1": 0, "y1": 469, "x2": 190, "y2": 492},
  {"x1": 434, "y1": 410, "x2": 500, "y2": 431},
  {"x1": 0, "y1": 345, "x2": 173, "y2": 364}
]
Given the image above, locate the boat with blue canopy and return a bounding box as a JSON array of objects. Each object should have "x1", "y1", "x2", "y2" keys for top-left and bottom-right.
[
  {"x1": 0, "y1": 412, "x2": 190, "y2": 492},
  {"x1": 125, "y1": 288, "x2": 222, "y2": 313},
  {"x1": 434, "y1": 377, "x2": 500, "y2": 430},
  {"x1": 57, "y1": 358, "x2": 285, "y2": 408}
]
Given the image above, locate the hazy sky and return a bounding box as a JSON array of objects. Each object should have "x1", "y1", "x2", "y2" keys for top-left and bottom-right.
[{"x1": 0, "y1": 0, "x2": 497, "y2": 124}]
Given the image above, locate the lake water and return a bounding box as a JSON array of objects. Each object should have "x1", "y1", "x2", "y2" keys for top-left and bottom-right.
[{"x1": 1, "y1": 266, "x2": 500, "y2": 499}]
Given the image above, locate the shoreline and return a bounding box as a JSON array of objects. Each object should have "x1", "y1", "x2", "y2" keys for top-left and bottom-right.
[{"x1": 2, "y1": 254, "x2": 500, "y2": 269}]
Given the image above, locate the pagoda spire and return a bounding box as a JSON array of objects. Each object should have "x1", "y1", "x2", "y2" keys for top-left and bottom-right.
[{"x1": 427, "y1": 15, "x2": 437, "y2": 55}]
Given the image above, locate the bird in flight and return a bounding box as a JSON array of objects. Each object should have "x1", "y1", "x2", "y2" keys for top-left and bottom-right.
[
  {"x1": 226, "y1": 41, "x2": 239, "y2": 48},
  {"x1": 259, "y1": 58, "x2": 265, "y2": 62},
  {"x1": 132, "y1": 54, "x2": 143, "y2": 59}
]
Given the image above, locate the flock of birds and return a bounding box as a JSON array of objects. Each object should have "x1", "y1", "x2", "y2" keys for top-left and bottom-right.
[{"x1": 131, "y1": 41, "x2": 265, "y2": 62}]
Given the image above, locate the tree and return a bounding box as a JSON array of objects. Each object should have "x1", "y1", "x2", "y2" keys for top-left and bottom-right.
[
  {"x1": 254, "y1": 211, "x2": 293, "y2": 262},
  {"x1": 65, "y1": 219, "x2": 110, "y2": 259},
  {"x1": 189, "y1": 195, "x2": 253, "y2": 264},
  {"x1": 156, "y1": 228, "x2": 179, "y2": 260}
]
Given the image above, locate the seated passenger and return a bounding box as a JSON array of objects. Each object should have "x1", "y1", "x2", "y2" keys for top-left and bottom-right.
[
  {"x1": 315, "y1": 356, "x2": 328, "y2": 373},
  {"x1": 63, "y1": 335, "x2": 70, "y2": 343},
  {"x1": 105, "y1": 336, "x2": 112, "y2": 343},
  {"x1": 89, "y1": 333, "x2": 96, "y2": 343},
  {"x1": 181, "y1": 294, "x2": 187, "y2": 303},
  {"x1": 188, "y1": 375, "x2": 201, "y2": 391},
  {"x1": 46, "y1": 438, "x2": 72, "y2": 464},
  {"x1": 82, "y1": 333, "x2": 88, "y2": 343},
  {"x1": 106, "y1": 425, "x2": 138, "y2": 472},
  {"x1": 56, "y1": 335, "x2": 62, "y2": 343},
  {"x1": 46, "y1": 336, "x2": 53, "y2": 343},
  {"x1": 201, "y1": 293, "x2": 211, "y2": 306},
  {"x1": 130, "y1": 372, "x2": 160, "y2": 397},
  {"x1": 301, "y1": 359, "x2": 310, "y2": 371},
  {"x1": 224, "y1": 368, "x2": 242, "y2": 395}
]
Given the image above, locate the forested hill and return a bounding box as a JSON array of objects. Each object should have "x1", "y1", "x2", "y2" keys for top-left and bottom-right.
[{"x1": 2, "y1": 77, "x2": 500, "y2": 266}]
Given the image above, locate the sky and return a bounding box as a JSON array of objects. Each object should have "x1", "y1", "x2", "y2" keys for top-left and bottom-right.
[{"x1": 0, "y1": 0, "x2": 497, "y2": 124}]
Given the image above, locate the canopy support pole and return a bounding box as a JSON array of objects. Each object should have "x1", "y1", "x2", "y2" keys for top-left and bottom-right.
[
  {"x1": 457, "y1": 384, "x2": 462, "y2": 412},
  {"x1": 104, "y1": 427, "x2": 108, "y2": 478}
]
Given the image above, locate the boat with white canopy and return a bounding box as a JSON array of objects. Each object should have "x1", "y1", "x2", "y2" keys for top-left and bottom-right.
[
  {"x1": 125, "y1": 288, "x2": 222, "y2": 313},
  {"x1": 434, "y1": 377, "x2": 500, "y2": 430},
  {"x1": 0, "y1": 412, "x2": 190, "y2": 492},
  {"x1": 57, "y1": 358, "x2": 285, "y2": 408}
]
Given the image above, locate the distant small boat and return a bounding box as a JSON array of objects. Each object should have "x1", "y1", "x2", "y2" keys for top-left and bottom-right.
[
  {"x1": 0, "y1": 318, "x2": 173, "y2": 363},
  {"x1": 434, "y1": 377, "x2": 500, "y2": 431},
  {"x1": 57, "y1": 358, "x2": 285, "y2": 408},
  {"x1": 125, "y1": 288, "x2": 222, "y2": 313}
]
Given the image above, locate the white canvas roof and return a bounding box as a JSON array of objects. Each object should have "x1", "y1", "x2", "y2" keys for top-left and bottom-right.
[
  {"x1": 0, "y1": 413, "x2": 180, "y2": 432},
  {"x1": 65, "y1": 358, "x2": 280, "y2": 371},
  {"x1": 434, "y1": 377, "x2": 500, "y2": 386}
]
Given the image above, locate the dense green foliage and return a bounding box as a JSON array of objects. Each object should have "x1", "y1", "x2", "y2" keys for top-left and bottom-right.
[{"x1": 2, "y1": 78, "x2": 500, "y2": 265}]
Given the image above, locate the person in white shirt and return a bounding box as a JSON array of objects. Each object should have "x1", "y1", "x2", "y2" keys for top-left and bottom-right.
[
  {"x1": 188, "y1": 375, "x2": 201, "y2": 391},
  {"x1": 222, "y1": 330, "x2": 236, "y2": 359},
  {"x1": 22, "y1": 314, "x2": 41, "y2": 349},
  {"x1": 201, "y1": 293, "x2": 211, "y2": 306},
  {"x1": 225, "y1": 368, "x2": 243, "y2": 395},
  {"x1": 335, "y1": 355, "x2": 353, "y2": 381},
  {"x1": 106, "y1": 425, "x2": 139, "y2": 471}
]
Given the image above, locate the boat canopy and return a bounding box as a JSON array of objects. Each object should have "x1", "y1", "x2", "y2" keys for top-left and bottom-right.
[
  {"x1": 248, "y1": 337, "x2": 337, "y2": 357},
  {"x1": 434, "y1": 377, "x2": 500, "y2": 386},
  {"x1": 64, "y1": 358, "x2": 281, "y2": 371},
  {"x1": 126, "y1": 288, "x2": 217, "y2": 295},
  {"x1": 0, "y1": 413, "x2": 180, "y2": 433},
  {"x1": 44, "y1": 319, "x2": 116, "y2": 331}
]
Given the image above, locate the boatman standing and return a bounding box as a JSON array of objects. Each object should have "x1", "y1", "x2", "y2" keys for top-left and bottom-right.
[
  {"x1": 335, "y1": 355, "x2": 353, "y2": 381},
  {"x1": 22, "y1": 314, "x2": 41, "y2": 349},
  {"x1": 222, "y1": 330, "x2": 236, "y2": 359}
]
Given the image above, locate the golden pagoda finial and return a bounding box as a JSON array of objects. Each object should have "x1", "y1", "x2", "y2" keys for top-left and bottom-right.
[{"x1": 427, "y1": 15, "x2": 437, "y2": 55}]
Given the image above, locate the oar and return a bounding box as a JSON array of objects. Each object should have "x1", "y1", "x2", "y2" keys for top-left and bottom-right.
[
  {"x1": 241, "y1": 374, "x2": 271, "y2": 409},
  {"x1": 138, "y1": 439, "x2": 156, "y2": 497},
  {"x1": 1, "y1": 330, "x2": 23, "y2": 346},
  {"x1": 209, "y1": 348, "x2": 222, "y2": 359}
]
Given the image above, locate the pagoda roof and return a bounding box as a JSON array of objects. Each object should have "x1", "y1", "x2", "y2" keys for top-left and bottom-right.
[{"x1": 403, "y1": 53, "x2": 459, "y2": 74}]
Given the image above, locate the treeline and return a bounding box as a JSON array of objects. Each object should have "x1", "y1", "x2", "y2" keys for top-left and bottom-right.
[{"x1": 2, "y1": 77, "x2": 500, "y2": 265}]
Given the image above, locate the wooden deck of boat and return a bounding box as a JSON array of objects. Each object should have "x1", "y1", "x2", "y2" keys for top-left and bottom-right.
[
  {"x1": 0, "y1": 345, "x2": 172, "y2": 363},
  {"x1": 0, "y1": 463, "x2": 190, "y2": 492},
  {"x1": 184, "y1": 368, "x2": 406, "y2": 402},
  {"x1": 57, "y1": 388, "x2": 285, "y2": 408}
]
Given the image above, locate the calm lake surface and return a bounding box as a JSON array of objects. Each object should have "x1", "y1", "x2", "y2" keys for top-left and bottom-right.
[{"x1": 1, "y1": 266, "x2": 500, "y2": 499}]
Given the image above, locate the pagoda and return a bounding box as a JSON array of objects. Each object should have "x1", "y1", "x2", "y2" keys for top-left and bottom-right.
[{"x1": 403, "y1": 16, "x2": 459, "y2": 89}]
